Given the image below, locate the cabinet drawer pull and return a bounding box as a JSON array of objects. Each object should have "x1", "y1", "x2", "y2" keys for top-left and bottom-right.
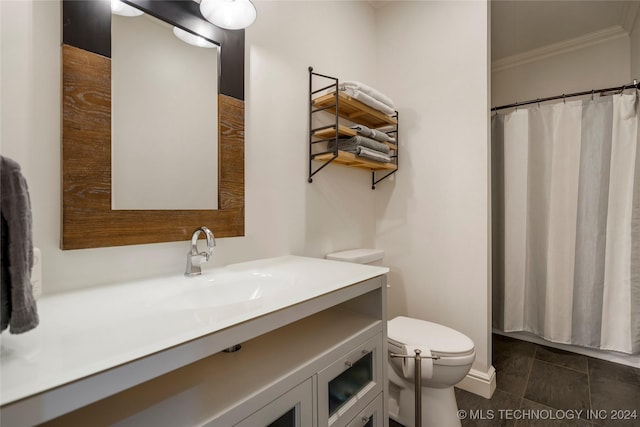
[{"x1": 346, "y1": 349, "x2": 371, "y2": 367}]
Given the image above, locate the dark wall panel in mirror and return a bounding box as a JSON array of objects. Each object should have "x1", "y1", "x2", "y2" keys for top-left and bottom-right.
[
  {"x1": 62, "y1": 0, "x2": 111, "y2": 57},
  {"x1": 62, "y1": 0, "x2": 244, "y2": 100},
  {"x1": 61, "y1": 1, "x2": 245, "y2": 249}
]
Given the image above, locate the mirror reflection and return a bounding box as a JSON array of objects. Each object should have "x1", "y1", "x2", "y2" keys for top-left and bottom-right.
[{"x1": 111, "y1": 11, "x2": 219, "y2": 210}]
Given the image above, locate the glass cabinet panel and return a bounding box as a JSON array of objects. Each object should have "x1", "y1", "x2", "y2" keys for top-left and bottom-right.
[
  {"x1": 318, "y1": 334, "x2": 383, "y2": 427},
  {"x1": 235, "y1": 378, "x2": 313, "y2": 427},
  {"x1": 328, "y1": 352, "x2": 373, "y2": 415},
  {"x1": 267, "y1": 407, "x2": 296, "y2": 427}
]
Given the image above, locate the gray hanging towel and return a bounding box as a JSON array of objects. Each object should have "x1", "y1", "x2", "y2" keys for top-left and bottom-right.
[{"x1": 1, "y1": 156, "x2": 38, "y2": 334}]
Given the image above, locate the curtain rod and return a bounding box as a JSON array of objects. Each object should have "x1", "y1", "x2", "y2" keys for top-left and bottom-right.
[{"x1": 491, "y1": 80, "x2": 639, "y2": 112}]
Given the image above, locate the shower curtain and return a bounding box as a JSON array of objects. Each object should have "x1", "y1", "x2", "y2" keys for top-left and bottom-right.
[{"x1": 492, "y1": 93, "x2": 640, "y2": 354}]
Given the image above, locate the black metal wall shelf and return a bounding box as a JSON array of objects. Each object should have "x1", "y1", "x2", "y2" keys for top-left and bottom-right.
[{"x1": 308, "y1": 67, "x2": 398, "y2": 190}]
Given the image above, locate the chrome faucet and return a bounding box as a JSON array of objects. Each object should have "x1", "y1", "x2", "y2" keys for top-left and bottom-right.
[{"x1": 185, "y1": 226, "x2": 216, "y2": 277}]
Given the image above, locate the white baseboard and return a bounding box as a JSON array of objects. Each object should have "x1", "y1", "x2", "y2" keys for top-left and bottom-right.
[{"x1": 455, "y1": 366, "x2": 496, "y2": 399}]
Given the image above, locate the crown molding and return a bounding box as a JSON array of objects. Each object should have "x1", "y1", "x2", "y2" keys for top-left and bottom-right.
[{"x1": 492, "y1": 25, "x2": 628, "y2": 73}]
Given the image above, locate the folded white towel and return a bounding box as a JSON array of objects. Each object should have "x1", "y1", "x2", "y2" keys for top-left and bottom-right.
[
  {"x1": 341, "y1": 88, "x2": 396, "y2": 116},
  {"x1": 339, "y1": 80, "x2": 395, "y2": 109}
]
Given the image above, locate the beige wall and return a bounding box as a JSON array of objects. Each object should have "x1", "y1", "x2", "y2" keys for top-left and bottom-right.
[{"x1": 374, "y1": 1, "x2": 493, "y2": 391}]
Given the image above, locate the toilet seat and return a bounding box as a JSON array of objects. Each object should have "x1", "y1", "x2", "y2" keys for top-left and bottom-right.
[{"x1": 388, "y1": 316, "x2": 475, "y2": 362}]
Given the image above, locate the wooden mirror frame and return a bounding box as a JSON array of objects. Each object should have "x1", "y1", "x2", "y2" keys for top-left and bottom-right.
[{"x1": 61, "y1": 0, "x2": 244, "y2": 250}]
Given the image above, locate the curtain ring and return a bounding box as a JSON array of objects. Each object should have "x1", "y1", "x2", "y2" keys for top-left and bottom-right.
[
  {"x1": 515, "y1": 102, "x2": 518, "y2": 112},
  {"x1": 562, "y1": 94, "x2": 566, "y2": 104},
  {"x1": 591, "y1": 89, "x2": 594, "y2": 101},
  {"x1": 536, "y1": 98, "x2": 540, "y2": 108}
]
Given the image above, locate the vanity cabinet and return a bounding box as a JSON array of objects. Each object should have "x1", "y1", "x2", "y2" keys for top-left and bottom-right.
[
  {"x1": 308, "y1": 68, "x2": 398, "y2": 189},
  {"x1": 235, "y1": 378, "x2": 314, "y2": 427},
  {"x1": 346, "y1": 394, "x2": 384, "y2": 427},
  {"x1": 29, "y1": 273, "x2": 388, "y2": 427}
]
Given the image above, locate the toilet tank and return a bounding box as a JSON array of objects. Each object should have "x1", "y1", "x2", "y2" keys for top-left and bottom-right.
[{"x1": 325, "y1": 249, "x2": 384, "y2": 266}]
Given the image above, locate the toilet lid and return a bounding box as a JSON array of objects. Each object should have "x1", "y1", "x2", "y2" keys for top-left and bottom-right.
[{"x1": 388, "y1": 316, "x2": 474, "y2": 356}]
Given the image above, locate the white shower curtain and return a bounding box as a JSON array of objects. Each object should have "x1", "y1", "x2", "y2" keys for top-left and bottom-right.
[{"x1": 492, "y1": 93, "x2": 640, "y2": 354}]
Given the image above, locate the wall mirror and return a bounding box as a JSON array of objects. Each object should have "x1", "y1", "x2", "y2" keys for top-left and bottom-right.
[
  {"x1": 61, "y1": 0, "x2": 245, "y2": 249},
  {"x1": 111, "y1": 11, "x2": 219, "y2": 210}
]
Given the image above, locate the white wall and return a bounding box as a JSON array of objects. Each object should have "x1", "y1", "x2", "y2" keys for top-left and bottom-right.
[
  {"x1": 0, "y1": 0, "x2": 379, "y2": 294},
  {"x1": 492, "y1": 35, "x2": 630, "y2": 108},
  {"x1": 374, "y1": 1, "x2": 493, "y2": 392}
]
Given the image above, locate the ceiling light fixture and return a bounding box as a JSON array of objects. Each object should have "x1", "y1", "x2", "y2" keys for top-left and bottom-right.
[
  {"x1": 111, "y1": 0, "x2": 144, "y2": 17},
  {"x1": 172, "y1": 27, "x2": 217, "y2": 49},
  {"x1": 199, "y1": 0, "x2": 257, "y2": 30}
]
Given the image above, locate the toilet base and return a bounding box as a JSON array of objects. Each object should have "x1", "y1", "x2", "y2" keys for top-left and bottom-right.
[{"x1": 389, "y1": 383, "x2": 462, "y2": 427}]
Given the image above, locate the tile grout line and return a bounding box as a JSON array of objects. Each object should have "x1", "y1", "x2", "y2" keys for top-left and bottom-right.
[
  {"x1": 586, "y1": 357, "x2": 596, "y2": 427},
  {"x1": 534, "y1": 348, "x2": 590, "y2": 374},
  {"x1": 522, "y1": 344, "x2": 537, "y2": 402},
  {"x1": 532, "y1": 357, "x2": 589, "y2": 375},
  {"x1": 514, "y1": 344, "x2": 539, "y2": 427}
]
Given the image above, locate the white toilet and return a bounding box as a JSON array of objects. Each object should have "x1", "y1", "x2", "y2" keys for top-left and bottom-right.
[{"x1": 326, "y1": 249, "x2": 475, "y2": 427}]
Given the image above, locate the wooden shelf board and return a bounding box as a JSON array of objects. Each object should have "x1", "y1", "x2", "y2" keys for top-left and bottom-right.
[
  {"x1": 314, "y1": 151, "x2": 397, "y2": 171},
  {"x1": 312, "y1": 91, "x2": 397, "y2": 128},
  {"x1": 313, "y1": 125, "x2": 357, "y2": 139}
]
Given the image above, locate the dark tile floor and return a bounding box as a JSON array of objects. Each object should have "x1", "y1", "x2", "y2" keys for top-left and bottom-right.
[
  {"x1": 390, "y1": 334, "x2": 640, "y2": 427},
  {"x1": 455, "y1": 334, "x2": 640, "y2": 427}
]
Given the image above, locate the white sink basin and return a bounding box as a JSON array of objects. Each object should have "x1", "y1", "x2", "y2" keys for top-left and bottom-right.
[{"x1": 151, "y1": 271, "x2": 295, "y2": 310}]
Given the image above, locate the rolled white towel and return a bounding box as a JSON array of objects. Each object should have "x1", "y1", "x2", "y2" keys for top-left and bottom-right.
[{"x1": 339, "y1": 80, "x2": 395, "y2": 109}]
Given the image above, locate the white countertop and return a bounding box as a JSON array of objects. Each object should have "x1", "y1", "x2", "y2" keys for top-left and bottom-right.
[{"x1": 0, "y1": 255, "x2": 388, "y2": 406}]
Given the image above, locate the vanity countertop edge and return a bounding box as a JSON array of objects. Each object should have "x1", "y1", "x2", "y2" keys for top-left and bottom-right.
[{"x1": 0, "y1": 255, "x2": 388, "y2": 424}]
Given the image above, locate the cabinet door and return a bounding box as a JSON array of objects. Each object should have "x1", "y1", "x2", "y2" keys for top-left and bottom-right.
[
  {"x1": 345, "y1": 393, "x2": 384, "y2": 427},
  {"x1": 235, "y1": 378, "x2": 314, "y2": 427},
  {"x1": 318, "y1": 334, "x2": 384, "y2": 427}
]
